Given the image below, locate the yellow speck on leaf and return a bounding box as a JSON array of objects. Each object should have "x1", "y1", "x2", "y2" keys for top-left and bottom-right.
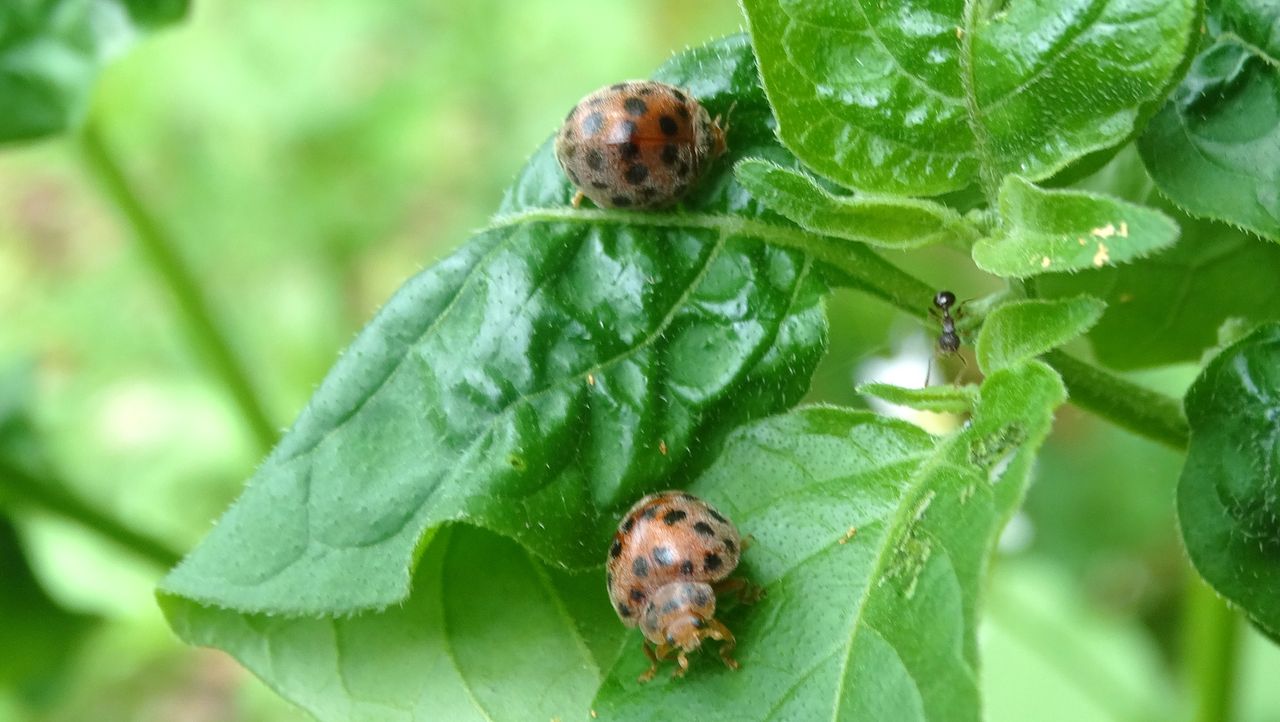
[
  {"x1": 1041, "y1": 256, "x2": 1052, "y2": 268},
  {"x1": 839, "y1": 526, "x2": 859, "y2": 544},
  {"x1": 659, "y1": 440, "x2": 668, "y2": 456},
  {"x1": 1119, "y1": 292, "x2": 1134, "y2": 303},
  {"x1": 1090, "y1": 223, "x2": 1117, "y2": 239},
  {"x1": 1093, "y1": 242, "x2": 1110, "y2": 267},
  {"x1": 1119, "y1": 221, "x2": 1129, "y2": 237},
  {"x1": 587, "y1": 373, "x2": 595, "y2": 386},
  {"x1": 1078, "y1": 236, "x2": 1087, "y2": 245},
  {"x1": 956, "y1": 26, "x2": 964, "y2": 39}
]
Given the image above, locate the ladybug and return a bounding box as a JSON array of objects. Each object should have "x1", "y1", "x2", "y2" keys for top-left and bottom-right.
[
  {"x1": 606, "y1": 491, "x2": 758, "y2": 682},
  {"x1": 555, "y1": 80, "x2": 726, "y2": 210}
]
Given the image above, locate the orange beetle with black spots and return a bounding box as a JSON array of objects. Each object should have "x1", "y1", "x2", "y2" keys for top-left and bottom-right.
[
  {"x1": 606, "y1": 491, "x2": 759, "y2": 682},
  {"x1": 555, "y1": 81, "x2": 726, "y2": 210}
]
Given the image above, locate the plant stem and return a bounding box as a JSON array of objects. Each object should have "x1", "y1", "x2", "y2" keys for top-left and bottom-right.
[
  {"x1": 78, "y1": 120, "x2": 277, "y2": 452},
  {"x1": 0, "y1": 458, "x2": 182, "y2": 568},
  {"x1": 1042, "y1": 350, "x2": 1189, "y2": 451},
  {"x1": 1182, "y1": 574, "x2": 1240, "y2": 722}
]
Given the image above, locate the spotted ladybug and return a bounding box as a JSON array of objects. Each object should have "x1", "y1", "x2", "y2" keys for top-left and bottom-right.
[
  {"x1": 606, "y1": 490, "x2": 758, "y2": 682},
  {"x1": 555, "y1": 80, "x2": 726, "y2": 210}
]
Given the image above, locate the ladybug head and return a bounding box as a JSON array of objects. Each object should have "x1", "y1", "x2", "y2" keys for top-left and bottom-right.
[{"x1": 641, "y1": 581, "x2": 717, "y2": 652}]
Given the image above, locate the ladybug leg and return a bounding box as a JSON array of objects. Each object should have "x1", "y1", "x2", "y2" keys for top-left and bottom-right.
[
  {"x1": 740, "y1": 534, "x2": 756, "y2": 552},
  {"x1": 571, "y1": 190, "x2": 585, "y2": 208},
  {"x1": 672, "y1": 650, "x2": 691, "y2": 679},
  {"x1": 638, "y1": 641, "x2": 663, "y2": 683},
  {"x1": 706, "y1": 619, "x2": 740, "y2": 670}
]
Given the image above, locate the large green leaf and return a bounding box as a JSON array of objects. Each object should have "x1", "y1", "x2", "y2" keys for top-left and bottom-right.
[
  {"x1": 972, "y1": 176, "x2": 1179, "y2": 278},
  {"x1": 1036, "y1": 211, "x2": 1280, "y2": 369},
  {"x1": 595, "y1": 362, "x2": 1066, "y2": 720},
  {"x1": 741, "y1": 0, "x2": 1197, "y2": 196},
  {"x1": 164, "y1": 525, "x2": 620, "y2": 722},
  {"x1": 160, "y1": 37, "x2": 828, "y2": 616},
  {"x1": 0, "y1": 0, "x2": 189, "y2": 143},
  {"x1": 1139, "y1": 0, "x2": 1280, "y2": 242},
  {"x1": 1179, "y1": 322, "x2": 1280, "y2": 640}
]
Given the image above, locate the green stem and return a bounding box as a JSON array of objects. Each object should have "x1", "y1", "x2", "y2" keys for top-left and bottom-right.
[
  {"x1": 815, "y1": 241, "x2": 1189, "y2": 452},
  {"x1": 1043, "y1": 350, "x2": 1189, "y2": 450},
  {"x1": 1182, "y1": 574, "x2": 1240, "y2": 722},
  {"x1": 0, "y1": 458, "x2": 182, "y2": 568},
  {"x1": 79, "y1": 120, "x2": 277, "y2": 451}
]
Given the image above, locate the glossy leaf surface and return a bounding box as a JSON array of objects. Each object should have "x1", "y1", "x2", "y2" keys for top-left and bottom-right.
[
  {"x1": 160, "y1": 37, "x2": 828, "y2": 615},
  {"x1": 596, "y1": 362, "x2": 1066, "y2": 720},
  {"x1": 1139, "y1": 0, "x2": 1280, "y2": 242},
  {"x1": 1179, "y1": 322, "x2": 1280, "y2": 640},
  {"x1": 742, "y1": 0, "x2": 1197, "y2": 195}
]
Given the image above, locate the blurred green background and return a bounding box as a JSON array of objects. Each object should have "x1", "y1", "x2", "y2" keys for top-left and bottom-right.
[{"x1": 2, "y1": 1, "x2": 1278, "y2": 721}]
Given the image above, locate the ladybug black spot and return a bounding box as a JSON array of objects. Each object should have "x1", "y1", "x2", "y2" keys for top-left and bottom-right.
[
  {"x1": 586, "y1": 149, "x2": 604, "y2": 171},
  {"x1": 680, "y1": 560, "x2": 694, "y2": 575},
  {"x1": 724, "y1": 538, "x2": 737, "y2": 554},
  {"x1": 582, "y1": 112, "x2": 605, "y2": 138},
  {"x1": 630, "y1": 588, "x2": 646, "y2": 603},
  {"x1": 676, "y1": 161, "x2": 691, "y2": 178},
  {"x1": 659, "y1": 115, "x2": 679, "y2": 136},
  {"x1": 610, "y1": 539, "x2": 623, "y2": 558},
  {"x1": 618, "y1": 603, "x2": 632, "y2": 617},
  {"x1": 663, "y1": 509, "x2": 687, "y2": 526},
  {"x1": 707, "y1": 508, "x2": 728, "y2": 524},
  {"x1": 610, "y1": 82, "x2": 629, "y2": 91},
  {"x1": 705, "y1": 552, "x2": 723, "y2": 572},
  {"x1": 693, "y1": 521, "x2": 715, "y2": 536},
  {"x1": 677, "y1": 105, "x2": 692, "y2": 121},
  {"x1": 621, "y1": 516, "x2": 636, "y2": 533},
  {"x1": 672, "y1": 89, "x2": 688, "y2": 103},
  {"x1": 625, "y1": 164, "x2": 649, "y2": 185},
  {"x1": 632, "y1": 556, "x2": 650, "y2": 578},
  {"x1": 612, "y1": 195, "x2": 633, "y2": 208},
  {"x1": 661, "y1": 143, "x2": 680, "y2": 166},
  {"x1": 652, "y1": 545, "x2": 676, "y2": 566},
  {"x1": 592, "y1": 181, "x2": 608, "y2": 189},
  {"x1": 624, "y1": 97, "x2": 647, "y2": 116},
  {"x1": 642, "y1": 506, "x2": 659, "y2": 519},
  {"x1": 619, "y1": 141, "x2": 641, "y2": 161}
]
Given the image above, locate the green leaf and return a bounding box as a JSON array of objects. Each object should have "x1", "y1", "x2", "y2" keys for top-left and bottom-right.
[
  {"x1": 1179, "y1": 321, "x2": 1280, "y2": 640},
  {"x1": 735, "y1": 159, "x2": 980, "y2": 249},
  {"x1": 163, "y1": 525, "x2": 621, "y2": 722},
  {"x1": 596, "y1": 362, "x2": 1066, "y2": 720},
  {"x1": 741, "y1": 0, "x2": 1197, "y2": 196},
  {"x1": 1139, "y1": 0, "x2": 1280, "y2": 242},
  {"x1": 159, "y1": 36, "x2": 828, "y2": 616},
  {"x1": 857, "y1": 382, "x2": 978, "y2": 414},
  {"x1": 0, "y1": 0, "x2": 189, "y2": 144},
  {"x1": 976, "y1": 296, "x2": 1107, "y2": 373},
  {"x1": 1036, "y1": 211, "x2": 1280, "y2": 369},
  {"x1": 973, "y1": 176, "x2": 1180, "y2": 278}
]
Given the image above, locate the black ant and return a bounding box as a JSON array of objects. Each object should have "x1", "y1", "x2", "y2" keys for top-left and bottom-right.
[{"x1": 925, "y1": 290, "x2": 966, "y2": 385}]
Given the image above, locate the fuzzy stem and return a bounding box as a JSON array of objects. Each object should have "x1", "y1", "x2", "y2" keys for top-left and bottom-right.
[{"x1": 79, "y1": 120, "x2": 277, "y2": 451}]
